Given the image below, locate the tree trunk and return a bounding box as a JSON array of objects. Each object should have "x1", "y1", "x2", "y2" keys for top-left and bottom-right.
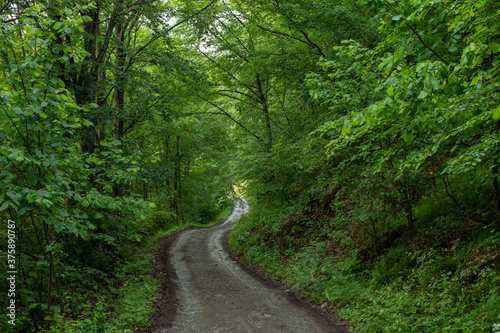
[
  {"x1": 173, "y1": 136, "x2": 182, "y2": 222},
  {"x1": 494, "y1": 119, "x2": 500, "y2": 224},
  {"x1": 80, "y1": 6, "x2": 100, "y2": 154},
  {"x1": 96, "y1": 47, "x2": 107, "y2": 145},
  {"x1": 113, "y1": 22, "x2": 126, "y2": 142},
  {"x1": 256, "y1": 74, "x2": 272, "y2": 151},
  {"x1": 164, "y1": 135, "x2": 170, "y2": 188}
]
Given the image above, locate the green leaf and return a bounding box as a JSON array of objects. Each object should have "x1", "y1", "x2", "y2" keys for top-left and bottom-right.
[
  {"x1": 8, "y1": 151, "x2": 19, "y2": 159},
  {"x1": 18, "y1": 206, "x2": 27, "y2": 215},
  {"x1": 82, "y1": 200, "x2": 90, "y2": 207},
  {"x1": 387, "y1": 86, "x2": 395, "y2": 96},
  {"x1": 493, "y1": 108, "x2": 500, "y2": 119},
  {"x1": 53, "y1": 22, "x2": 62, "y2": 30},
  {"x1": 418, "y1": 91, "x2": 428, "y2": 99},
  {"x1": 149, "y1": 202, "x2": 157, "y2": 209},
  {"x1": 392, "y1": 15, "x2": 401, "y2": 21},
  {"x1": 28, "y1": 303, "x2": 39, "y2": 310},
  {"x1": 428, "y1": 76, "x2": 439, "y2": 90},
  {"x1": 461, "y1": 53, "x2": 468, "y2": 65},
  {"x1": 402, "y1": 132, "x2": 414, "y2": 142},
  {"x1": 341, "y1": 126, "x2": 351, "y2": 136},
  {"x1": 463, "y1": 320, "x2": 474, "y2": 327},
  {"x1": 489, "y1": 42, "x2": 500, "y2": 53},
  {"x1": 0, "y1": 201, "x2": 9, "y2": 211}
]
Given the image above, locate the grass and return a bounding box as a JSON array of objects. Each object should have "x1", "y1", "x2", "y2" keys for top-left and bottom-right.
[
  {"x1": 153, "y1": 202, "x2": 233, "y2": 241},
  {"x1": 229, "y1": 198, "x2": 500, "y2": 332},
  {"x1": 46, "y1": 245, "x2": 160, "y2": 333},
  {"x1": 46, "y1": 200, "x2": 234, "y2": 333}
]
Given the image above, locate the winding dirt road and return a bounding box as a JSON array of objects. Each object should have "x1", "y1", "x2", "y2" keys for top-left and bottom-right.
[{"x1": 148, "y1": 199, "x2": 348, "y2": 333}]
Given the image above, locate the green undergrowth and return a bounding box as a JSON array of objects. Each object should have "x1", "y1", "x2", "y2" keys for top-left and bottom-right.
[
  {"x1": 45, "y1": 200, "x2": 233, "y2": 333},
  {"x1": 45, "y1": 242, "x2": 160, "y2": 333},
  {"x1": 230, "y1": 199, "x2": 500, "y2": 332},
  {"x1": 153, "y1": 202, "x2": 233, "y2": 241}
]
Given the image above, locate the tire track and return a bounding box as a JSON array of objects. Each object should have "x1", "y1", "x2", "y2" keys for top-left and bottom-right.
[{"x1": 152, "y1": 199, "x2": 347, "y2": 333}]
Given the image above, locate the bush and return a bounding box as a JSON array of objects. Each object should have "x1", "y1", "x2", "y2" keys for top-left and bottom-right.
[{"x1": 371, "y1": 247, "x2": 415, "y2": 286}]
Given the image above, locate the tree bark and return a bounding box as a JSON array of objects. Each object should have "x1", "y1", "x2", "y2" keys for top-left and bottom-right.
[
  {"x1": 113, "y1": 21, "x2": 127, "y2": 142},
  {"x1": 164, "y1": 135, "x2": 171, "y2": 188},
  {"x1": 79, "y1": 6, "x2": 100, "y2": 154},
  {"x1": 112, "y1": 21, "x2": 126, "y2": 197},
  {"x1": 96, "y1": 32, "x2": 107, "y2": 146},
  {"x1": 494, "y1": 119, "x2": 500, "y2": 224},
  {"x1": 255, "y1": 74, "x2": 272, "y2": 151},
  {"x1": 172, "y1": 136, "x2": 182, "y2": 222}
]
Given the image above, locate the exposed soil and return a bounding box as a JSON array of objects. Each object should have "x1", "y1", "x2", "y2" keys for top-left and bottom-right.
[{"x1": 138, "y1": 200, "x2": 349, "y2": 333}]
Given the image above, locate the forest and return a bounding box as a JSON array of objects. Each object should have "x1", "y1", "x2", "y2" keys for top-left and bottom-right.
[{"x1": 0, "y1": 0, "x2": 499, "y2": 332}]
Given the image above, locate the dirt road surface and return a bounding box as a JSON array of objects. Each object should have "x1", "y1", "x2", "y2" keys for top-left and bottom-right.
[{"x1": 145, "y1": 199, "x2": 348, "y2": 333}]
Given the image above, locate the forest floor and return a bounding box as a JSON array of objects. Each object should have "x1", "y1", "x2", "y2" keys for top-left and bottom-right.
[{"x1": 138, "y1": 200, "x2": 348, "y2": 333}]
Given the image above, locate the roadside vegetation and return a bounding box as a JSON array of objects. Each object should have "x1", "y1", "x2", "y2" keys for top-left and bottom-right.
[
  {"x1": 224, "y1": 0, "x2": 500, "y2": 331},
  {"x1": 230, "y1": 195, "x2": 500, "y2": 332},
  {"x1": 0, "y1": 1, "x2": 233, "y2": 331},
  {"x1": 1, "y1": 0, "x2": 500, "y2": 332},
  {"x1": 46, "y1": 203, "x2": 232, "y2": 333}
]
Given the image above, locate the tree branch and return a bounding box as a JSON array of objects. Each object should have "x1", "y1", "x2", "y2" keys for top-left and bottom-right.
[
  {"x1": 125, "y1": 0, "x2": 219, "y2": 72},
  {"x1": 298, "y1": 30, "x2": 325, "y2": 58},
  {"x1": 197, "y1": 48, "x2": 260, "y2": 97},
  {"x1": 217, "y1": 89, "x2": 260, "y2": 103},
  {"x1": 257, "y1": 25, "x2": 308, "y2": 46},
  {"x1": 198, "y1": 96, "x2": 264, "y2": 143},
  {"x1": 384, "y1": 1, "x2": 449, "y2": 66}
]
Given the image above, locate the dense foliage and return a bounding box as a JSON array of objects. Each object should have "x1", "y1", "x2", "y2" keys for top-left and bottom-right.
[
  {"x1": 1, "y1": 0, "x2": 500, "y2": 331},
  {"x1": 219, "y1": 0, "x2": 500, "y2": 332},
  {"x1": 0, "y1": 0, "x2": 231, "y2": 331}
]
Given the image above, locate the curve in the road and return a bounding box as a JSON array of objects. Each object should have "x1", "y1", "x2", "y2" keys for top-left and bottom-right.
[{"x1": 163, "y1": 199, "x2": 347, "y2": 333}]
